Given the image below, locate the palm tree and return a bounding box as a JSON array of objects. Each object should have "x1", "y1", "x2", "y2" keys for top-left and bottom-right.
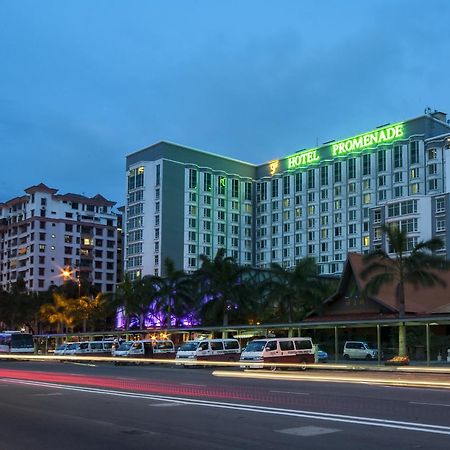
[
  {"x1": 361, "y1": 224, "x2": 448, "y2": 356},
  {"x1": 114, "y1": 274, "x2": 136, "y2": 330},
  {"x1": 155, "y1": 258, "x2": 194, "y2": 327},
  {"x1": 40, "y1": 293, "x2": 77, "y2": 333},
  {"x1": 261, "y1": 257, "x2": 318, "y2": 326},
  {"x1": 194, "y1": 249, "x2": 249, "y2": 333}
]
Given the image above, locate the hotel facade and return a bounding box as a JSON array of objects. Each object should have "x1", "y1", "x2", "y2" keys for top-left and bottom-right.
[
  {"x1": 0, "y1": 184, "x2": 120, "y2": 293},
  {"x1": 125, "y1": 111, "x2": 450, "y2": 279}
]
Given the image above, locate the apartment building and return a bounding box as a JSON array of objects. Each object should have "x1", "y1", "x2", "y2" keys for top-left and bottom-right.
[
  {"x1": 0, "y1": 183, "x2": 119, "y2": 292},
  {"x1": 125, "y1": 111, "x2": 450, "y2": 278}
]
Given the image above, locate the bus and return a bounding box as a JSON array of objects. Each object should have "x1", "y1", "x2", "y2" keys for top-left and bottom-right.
[{"x1": 0, "y1": 331, "x2": 35, "y2": 354}]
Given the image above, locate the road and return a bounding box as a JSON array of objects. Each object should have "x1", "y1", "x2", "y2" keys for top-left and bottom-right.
[{"x1": 0, "y1": 360, "x2": 449, "y2": 450}]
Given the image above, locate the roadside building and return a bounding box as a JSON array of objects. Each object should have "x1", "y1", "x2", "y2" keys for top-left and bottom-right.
[
  {"x1": 0, "y1": 183, "x2": 119, "y2": 293},
  {"x1": 125, "y1": 110, "x2": 450, "y2": 278}
]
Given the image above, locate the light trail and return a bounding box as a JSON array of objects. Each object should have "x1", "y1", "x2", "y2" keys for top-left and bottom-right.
[
  {"x1": 2, "y1": 354, "x2": 450, "y2": 375},
  {"x1": 212, "y1": 369, "x2": 450, "y2": 390},
  {"x1": 1, "y1": 377, "x2": 450, "y2": 436}
]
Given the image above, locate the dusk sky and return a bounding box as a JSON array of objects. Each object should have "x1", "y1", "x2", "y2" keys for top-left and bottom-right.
[{"x1": 1, "y1": 0, "x2": 449, "y2": 208}]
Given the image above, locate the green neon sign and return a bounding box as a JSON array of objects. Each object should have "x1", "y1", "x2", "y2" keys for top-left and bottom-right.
[
  {"x1": 287, "y1": 148, "x2": 320, "y2": 170},
  {"x1": 331, "y1": 123, "x2": 404, "y2": 157},
  {"x1": 278, "y1": 122, "x2": 406, "y2": 175}
]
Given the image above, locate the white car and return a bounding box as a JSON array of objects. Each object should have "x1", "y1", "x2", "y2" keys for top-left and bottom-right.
[{"x1": 343, "y1": 341, "x2": 379, "y2": 360}]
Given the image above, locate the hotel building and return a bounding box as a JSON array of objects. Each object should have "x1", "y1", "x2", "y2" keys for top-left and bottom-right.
[
  {"x1": 125, "y1": 111, "x2": 450, "y2": 278},
  {"x1": 0, "y1": 184, "x2": 119, "y2": 292}
]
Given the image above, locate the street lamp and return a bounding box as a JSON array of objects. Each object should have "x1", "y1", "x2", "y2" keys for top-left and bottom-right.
[{"x1": 60, "y1": 267, "x2": 81, "y2": 298}]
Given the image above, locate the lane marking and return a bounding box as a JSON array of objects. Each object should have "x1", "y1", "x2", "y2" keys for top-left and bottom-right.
[
  {"x1": 32, "y1": 392, "x2": 63, "y2": 397},
  {"x1": 1, "y1": 378, "x2": 450, "y2": 436},
  {"x1": 150, "y1": 402, "x2": 183, "y2": 407},
  {"x1": 277, "y1": 426, "x2": 340, "y2": 436},
  {"x1": 270, "y1": 390, "x2": 309, "y2": 396},
  {"x1": 410, "y1": 402, "x2": 450, "y2": 408}
]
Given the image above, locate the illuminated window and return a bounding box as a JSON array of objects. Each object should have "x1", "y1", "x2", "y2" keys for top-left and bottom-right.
[{"x1": 363, "y1": 236, "x2": 370, "y2": 247}]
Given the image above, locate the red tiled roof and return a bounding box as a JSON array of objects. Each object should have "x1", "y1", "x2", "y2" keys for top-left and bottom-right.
[
  {"x1": 338, "y1": 253, "x2": 450, "y2": 315},
  {"x1": 24, "y1": 183, "x2": 58, "y2": 195}
]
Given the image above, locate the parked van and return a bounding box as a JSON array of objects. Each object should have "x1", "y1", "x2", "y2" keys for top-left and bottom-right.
[
  {"x1": 54, "y1": 343, "x2": 71, "y2": 356},
  {"x1": 175, "y1": 339, "x2": 241, "y2": 364},
  {"x1": 240, "y1": 337, "x2": 315, "y2": 369},
  {"x1": 343, "y1": 341, "x2": 379, "y2": 360},
  {"x1": 114, "y1": 339, "x2": 175, "y2": 362},
  {"x1": 74, "y1": 341, "x2": 114, "y2": 356},
  {"x1": 53, "y1": 342, "x2": 80, "y2": 356}
]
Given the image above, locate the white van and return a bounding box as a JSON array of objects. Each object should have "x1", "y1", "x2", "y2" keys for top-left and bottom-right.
[
  {"x1": 240, "y1": 337, "x2": 315, "y2": 369},
  {"x1": 74, "y1": 341, "x2": 114, "y2": 356},
  {"x1": 343, "y1": 341, "x2": 379, "y2": 360},
  {"x1": 114, "y1": 340, "x2": 175, "y2": 361},
  {"x1": 175, "y1": 339, "x2": 241, "y2": 364},
  {"x1": 54, "y1": 342, "x2": 80, "y2": 356}
]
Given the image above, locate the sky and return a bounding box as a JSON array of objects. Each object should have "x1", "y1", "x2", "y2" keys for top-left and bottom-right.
[{"x1": 1, "y1": 0, "x2": 450, "y2": 208}]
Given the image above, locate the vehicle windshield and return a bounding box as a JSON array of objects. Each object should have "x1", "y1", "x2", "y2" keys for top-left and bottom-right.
[
  {"x1": 117, "y1": 342, "x2": 132, "y2": 351},
  {"x1": 67, "y1": 343, "x2": 79, "y2": 350},
  {"x1": 179, "y1": 342, "x2": 199, "y2": 352},
  {"x1": 244, "y1": 340, "x2": 267, "y2": 352},
  {"x1": 365, "y1": 343, "x2": 377, "y2": 350},
  {"x1": 56, "y1": 344, "x2": 67, "y2": 351}
]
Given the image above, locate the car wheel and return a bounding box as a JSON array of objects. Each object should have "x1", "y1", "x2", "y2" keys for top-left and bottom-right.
[
  {"x1": 343, "y1": 354, "x2": 350, "y2": 360},
  {"x1": 366, "y1": 354, "x2": 373, "y2": 360}
]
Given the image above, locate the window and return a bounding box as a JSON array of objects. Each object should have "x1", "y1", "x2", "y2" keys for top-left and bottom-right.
[
  {"x1": 410, "y1": 141, "x2": 419, "y2": 164},
  {"x1": 320, "y1": 166, "x2": 328, "y2": 186},
  {"x1": 428, "y1": 179, "x2": 438, "y2": 191},
  {"x1": 218, "y1": 176, "x2": 226, "y2": 195},
  {"x1": 271, "y1": 179, "x2": 279, "y2": 198},
  {"x1": 394, "y1": 186, "x2": 403, "y2": 198},
  {"x1": 377, "y1": 150, "x2": 386, "y2": 171},
  {"x1": 283, "y1": 176, "x2": 290, "y2": 195},
  {"x1": 307, "y1": 170, "x2": 315, "y2": 189},
  {"x1": 377, "y1": 176, "x2": 385, "y2": 187},
  {"x1": 334, "y1": 162, "x2": 342, "y2": 183},
  {"x1": 428, "y1": 164, "x2": 437, "y2": 175},
  {"x1": 436, "y1": 219, "x2": 446, "y2": 232},
  {"x1": 245, "y1": 182, "x2": 252, "y2": 201},
  {"x1": 347, "y1": 158, "x2": 356, "y2": 179},
  {"x1": 231, "y1": 179, "x2": 239, "y2": 198},
  {"x1": 436, "y1": 198, "x2": 445, "y2": 213},
  {"x1": 155, "y1": 164, "x2": 160, "y2": 186},
  {"x1": 428, "y1": 148, "x2": 437, "y2": 160},
  {"x1": 411, "y1": 183, "x2": 420, "y2": 194},
  {"x1": 203, "y1": 173, "x2": 212, "y2": 192},
  {"x1": 393, "y1": 145, "x2": 403, "y2": 168},
  {"x1": 410, "y1": 168, "x2": 420, "y2": 179},
  {"x1": 295, "y1": 173, "x2": 302, "y2": 192},
  {"x1": 394, "y1": 171, "x2": 403, "y2": 183},
  {"x1": 362, "y1": 154, "x2": 371, "y2": 176},
  {"x1": 189, "y1": 169, "x2": 197, "y2": 189}
]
